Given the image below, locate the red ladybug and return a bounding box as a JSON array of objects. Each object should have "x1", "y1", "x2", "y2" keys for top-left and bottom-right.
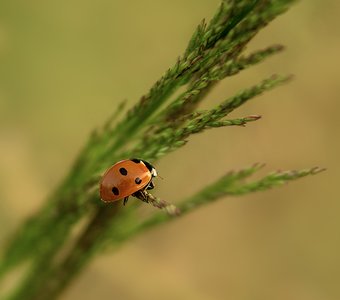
[{"x1": 100, "y1": 158, "x2": 157, "y2": 205}]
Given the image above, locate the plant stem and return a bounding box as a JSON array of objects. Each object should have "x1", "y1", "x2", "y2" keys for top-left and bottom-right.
[
  {"x1": 10, "y1": 166, "x2": 323, "y2": 300},
  {"x1": 9, "y1": 203, "x2": 121, "y2": 300}
]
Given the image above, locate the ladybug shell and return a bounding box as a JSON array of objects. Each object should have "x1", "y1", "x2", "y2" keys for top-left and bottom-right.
[{"x1": 100, "y1": 159, "x2": 152, "y2": 202}]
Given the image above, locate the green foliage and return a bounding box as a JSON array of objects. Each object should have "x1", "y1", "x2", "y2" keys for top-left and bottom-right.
[
  {"x1": 0, "y1": 1, "x2": 323, "y2": 299},
  {"x1": 115, "y1": 165, "x2": 325, "y2": 236}
]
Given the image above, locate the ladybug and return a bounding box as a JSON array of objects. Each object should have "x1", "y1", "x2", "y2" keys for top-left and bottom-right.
[{"x1": 100, "y1": 158, "x2": 157, "y2": 205}]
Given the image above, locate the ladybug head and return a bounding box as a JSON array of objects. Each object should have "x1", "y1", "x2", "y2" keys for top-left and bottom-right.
[{"x1": 130, "y1": 158, "x2": 157, "y2": 177}]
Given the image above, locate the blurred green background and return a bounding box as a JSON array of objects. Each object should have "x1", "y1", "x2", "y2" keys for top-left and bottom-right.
[{"x1": 0, "y1": 1, "x2": 339, "y2": 299}]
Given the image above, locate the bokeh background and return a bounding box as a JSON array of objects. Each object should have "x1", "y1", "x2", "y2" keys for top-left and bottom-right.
[{"x1": 0, "y1": 1, "x2": 339, "y2": 299}]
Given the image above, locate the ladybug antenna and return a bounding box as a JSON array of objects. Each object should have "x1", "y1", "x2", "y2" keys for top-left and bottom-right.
[{"x1": 158, "y1": 174, "x2": 164, "y2": 180}]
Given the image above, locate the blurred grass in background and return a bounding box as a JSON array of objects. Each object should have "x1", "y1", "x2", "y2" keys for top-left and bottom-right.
[{"x1": 0, "y1": 0, "x2": 339, "y2": 299}]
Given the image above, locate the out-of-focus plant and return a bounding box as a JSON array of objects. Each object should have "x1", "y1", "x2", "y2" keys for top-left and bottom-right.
[{"x1": 0, "y1": 1, "x2": 324, "y2": 299}]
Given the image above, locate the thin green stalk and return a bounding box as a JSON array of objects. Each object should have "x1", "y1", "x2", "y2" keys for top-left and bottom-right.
[{"x1": 116, "y1": 167, "x2": 325, "y2": 237}]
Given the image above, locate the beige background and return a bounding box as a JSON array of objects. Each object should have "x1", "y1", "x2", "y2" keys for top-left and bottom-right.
[{"x1": 0, "y1": 1, "x2": 339, "y2": 299}]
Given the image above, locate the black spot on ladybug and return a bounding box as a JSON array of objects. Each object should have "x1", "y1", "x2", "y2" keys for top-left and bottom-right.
[
  {"x1": 112, "y1": 187, "x2": 119, "y2": 195},
  {"x1": 130, "y1": 158, "x2": 141, "y2": 164},
  {"x1": 119, "y1": 167, "x2": 128, "y2": 176},
  {"x1": 135, "y1": 177, "x2": 142, "y2": 184}
]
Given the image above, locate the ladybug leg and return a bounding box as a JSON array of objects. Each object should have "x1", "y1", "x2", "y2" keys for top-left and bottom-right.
[
  {"x1": 140, "y1": 190, "x2": 148, "y2": 202},
  {"x1": 146, "y1": 181, "x2": 154, "y2": 190},
  {"x1": 123, "y1": 196, "x2": 129, "y2": 206},
  {"x1": 133, "y1": 190, "x2": 149, "y2": 203}
]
